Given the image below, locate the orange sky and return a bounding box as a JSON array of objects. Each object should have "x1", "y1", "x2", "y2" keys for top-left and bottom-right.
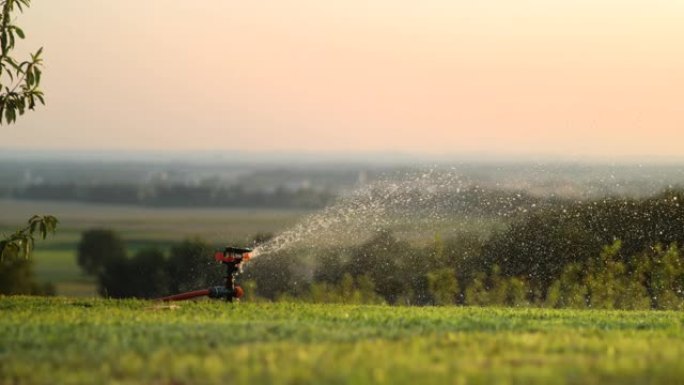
[{"x1": 3, "y1": 1, "x2": 684, "y2": 159}]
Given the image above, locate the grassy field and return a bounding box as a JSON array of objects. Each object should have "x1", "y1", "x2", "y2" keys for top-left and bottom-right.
[
  {"x1": 0, "y1": 199, "x2": 308, "y2": 296},
  {"x1": 1, "y1": 297, "x2": 683, "y2": 385}
]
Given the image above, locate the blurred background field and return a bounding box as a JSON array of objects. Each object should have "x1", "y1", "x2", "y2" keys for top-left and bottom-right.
[
  {"x1": 0, "y1": 198, "x2": 307, "y2": 296},
  {"x1": 0, "y1": 197, "x2": 504, "y2": 297},
  {"x1": 4, "y1": 158, "x2": 684, "y2": 307}
]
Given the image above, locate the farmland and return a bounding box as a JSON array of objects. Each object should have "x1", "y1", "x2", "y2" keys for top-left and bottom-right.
[
  {"x1": 0, "y1": 198, "x2": 506, "y2": 297},
  {"x1": 2, "y1": 297, "x2": 683, "y2": 385},
  {"x1": 0, "y1": 199, "x2": 307, "y2": 296}
]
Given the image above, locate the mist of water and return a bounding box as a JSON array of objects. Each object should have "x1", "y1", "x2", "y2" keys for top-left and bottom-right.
[{"x1": 250, "y1": 168, "x2": 533, "y2": 258}]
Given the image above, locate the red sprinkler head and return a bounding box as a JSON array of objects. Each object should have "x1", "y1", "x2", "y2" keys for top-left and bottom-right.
[
  {"x1": 158, "y1": 246, "x2": 252, "y2": 303},
  {"x1": 214, "y1": 247, "x2": 252, "y2": 263}
]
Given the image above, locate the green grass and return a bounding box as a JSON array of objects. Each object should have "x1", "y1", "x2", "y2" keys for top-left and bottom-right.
[{"x1": 2, "y1": 298, "x2": 684, "y2": 385}]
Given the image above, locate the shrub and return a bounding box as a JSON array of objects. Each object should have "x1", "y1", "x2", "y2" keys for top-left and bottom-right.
[
  {"x1": 427, "y1": 268, "x2": 458, "y2": 305},
  {"x1": 0, "y1": 257, "x2": 54, "y2": 295},
  {"x1": 77, "y1": 229, "x2": 126, "y2": 275}
]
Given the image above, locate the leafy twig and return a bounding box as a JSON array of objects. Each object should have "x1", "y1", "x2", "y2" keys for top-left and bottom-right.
[{"x1": 0, "y1": 215, "x2": 58, "y2": 260}]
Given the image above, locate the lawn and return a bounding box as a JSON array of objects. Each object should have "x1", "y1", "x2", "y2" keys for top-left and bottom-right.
[{"x1": 1, "y1": 297, "x2": 683, "y2": 385}]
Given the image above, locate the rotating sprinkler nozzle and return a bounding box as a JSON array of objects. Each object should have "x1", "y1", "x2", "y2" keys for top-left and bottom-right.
[{"x1": 157, "y1": 246, "x2": 252, "y2": 303}]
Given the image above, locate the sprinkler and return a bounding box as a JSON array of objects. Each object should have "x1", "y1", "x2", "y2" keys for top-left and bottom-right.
[{"x1": 157, "y1": 246, "x2": 252, "y2": 302}]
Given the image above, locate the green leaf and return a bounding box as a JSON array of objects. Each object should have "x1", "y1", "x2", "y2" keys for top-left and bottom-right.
[
  {"x1": 5, "y1": 106, "x2": 13, "y2": 123},
  {"x1": 14, "y1": 26, "x2": 24, "y2": 39},
  {"x1": 1, "y1": 31, "x2": 8, "y2": 55},
  {"x1": 17, "y1": 99, "x2": 25, "y2": 115},
  {"x1": 47, "y1": 216, "x2": 59, "y2": 232},
  {"x1": 8, "y1": 30, "x2": 15, "y2": 49},
  {"x1": 4, "y1": 56, "x2": 20, "y2": 71},
  {"x1": 26, "y1": 65, "x2": 33, "y2": 86}
]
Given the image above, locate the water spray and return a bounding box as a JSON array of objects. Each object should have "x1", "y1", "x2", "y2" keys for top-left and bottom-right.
[
  {"x1": 154, "y1": 169, "x2": 534, "y2": 302},
  {"x1": 157, "y1": 246, "x2": 252, "y2": 302}
]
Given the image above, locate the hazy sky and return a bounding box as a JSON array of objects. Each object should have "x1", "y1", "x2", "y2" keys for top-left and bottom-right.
[{"x1": 3, "y1": 1, "x2": 683, "y2": 158}]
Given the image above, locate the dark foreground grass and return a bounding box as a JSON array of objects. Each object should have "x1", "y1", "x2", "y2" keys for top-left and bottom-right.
[{"x1": 1, "y1": 297, "x2": 684, "y2": 385}]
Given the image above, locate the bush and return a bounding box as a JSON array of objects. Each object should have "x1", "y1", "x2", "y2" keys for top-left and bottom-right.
[
  {"x1": 98, "y1": 249, "x2": 165, "y2": 298},
  {"x1": 482, "y1": 190, "x2": 684, "y2": 294},
  {"x1": 95, "y1": 235, "x2": 226, "y2": 299},
  {"x1": 128, "y1": 248, "x2": 168, "y2": 298},
  {"x1": 77, "y1": 229, "x2": 127, "y2": 275},
  {"x1": 0, "y1": 257, "x2": 54, "y2": 295},
  {"x1": 427, "y1": 268, "x2": 458, "y2": 305},
  {"x1": 165, "y1": 238, "x2": 218, "y2": 294},
  {"x1": 632, "y1": 244, "x2": 684, "y2": 310}
]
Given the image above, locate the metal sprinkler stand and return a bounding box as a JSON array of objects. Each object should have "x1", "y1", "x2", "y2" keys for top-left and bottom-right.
[
  {"x1": 211, "y1": 246, "x2": 252, "y2": 302},
  {"x1": 157, "y1": 246, "x2": 252, "y2": 303}
]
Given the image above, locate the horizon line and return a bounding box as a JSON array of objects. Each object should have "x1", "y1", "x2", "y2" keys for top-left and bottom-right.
[{"x1": 2, "y1": 147, "x2": 684, "y2": 165}]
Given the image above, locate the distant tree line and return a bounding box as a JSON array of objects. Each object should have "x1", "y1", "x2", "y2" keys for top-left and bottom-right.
[
  {"x1": 13, "y1": 183, "x2": 336, "y2": 209},
  {"x1": 14, "y1": 182, "x2": 562, "y2": 219}
]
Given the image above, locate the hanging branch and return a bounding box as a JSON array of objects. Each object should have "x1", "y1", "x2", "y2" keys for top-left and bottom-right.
[{"x1": 0, "y1": 0, "x2": 44, "y2": 125}]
